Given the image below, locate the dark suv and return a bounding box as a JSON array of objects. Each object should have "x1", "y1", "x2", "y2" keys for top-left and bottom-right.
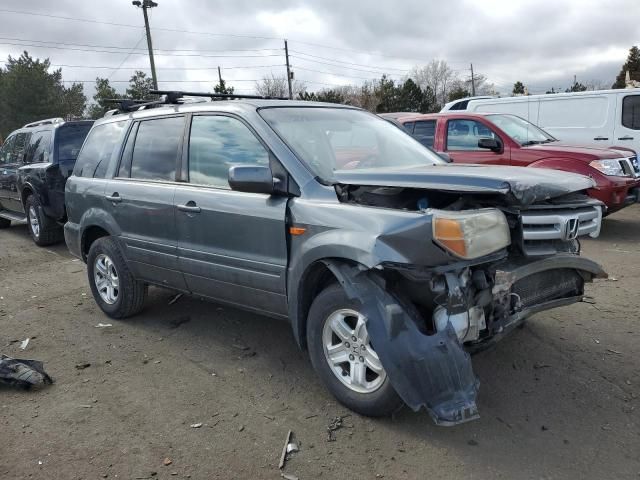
[
  {"x1": 65, "y1": 93, "x2": 606, "y2": 425},
  {"x1": 0, "y1": 117, "x2": 94, "y2": 245}
]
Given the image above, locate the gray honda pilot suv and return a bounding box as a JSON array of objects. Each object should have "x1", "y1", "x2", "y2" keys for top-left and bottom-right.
[{"x1": 65, "y1": 93, "x2": 606, "y2": 425}]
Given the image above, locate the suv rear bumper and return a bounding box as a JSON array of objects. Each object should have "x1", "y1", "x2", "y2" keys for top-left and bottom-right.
[{"x1": 64, "y1": 222, "x2": 82, "y2": 260}]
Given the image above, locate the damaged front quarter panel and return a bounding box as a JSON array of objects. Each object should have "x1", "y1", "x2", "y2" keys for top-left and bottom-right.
[{"x1": 323, "y1": 260, "x2": 480, "y2": 426}]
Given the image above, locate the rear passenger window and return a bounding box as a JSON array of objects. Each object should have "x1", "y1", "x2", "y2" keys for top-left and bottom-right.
[
  {"x1": 74, "y1": 121, "x2": 126, "y2": 178},
  {"x1": 622, "y1": 95, "x2": 640, "y2": 130},
  {"x1": 12, "y1": 133, "x2": 30, "y2": 164},
  {"x1": 130, "y1": 116, "x2": 184, "y2": 181},
  {"x1": 413, "y1": 120, "x2": 436, "y2": 147},
  {"x1": 25, "y1": 131, "x2": 51, "y2": 164},
  {"x1": 188, "y1": 115, "x2": 269, "y2": 188}
]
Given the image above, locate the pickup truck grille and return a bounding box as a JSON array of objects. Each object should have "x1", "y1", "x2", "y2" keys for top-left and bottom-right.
[
  {"x1": 520, "y1": 206, "x2": 602, "y2": 256},
  {"x1": 619, "y1": 157, "x2": 639, "y2": 177}
]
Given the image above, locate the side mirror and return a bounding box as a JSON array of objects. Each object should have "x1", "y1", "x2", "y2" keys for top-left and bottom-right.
[
  {"x1": 478, "y1": 137, "x2": 502, "y2": 152},
  {"x1": 228, "y1": 165, "x2": 275, "y2": 194}
]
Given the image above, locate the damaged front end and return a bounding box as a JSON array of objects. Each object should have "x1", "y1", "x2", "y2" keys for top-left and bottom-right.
[{"x1": 312, "y1": 177, "x2": 607, "y2": 425}]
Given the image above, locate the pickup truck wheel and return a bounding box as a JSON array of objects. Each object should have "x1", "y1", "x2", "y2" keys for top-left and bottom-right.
[
  {"x1": 87, "y1": 237, "x2": 147, "y2": 319},
  {"x1": 25, "y1": 195, "x2": 63, "y2": 246},
  {"x1": 0, "y1": 217, "x2": 10, "y2": 229},
  {"x1": 307, "y1": 283, "x2": 403, "y2": 417}
]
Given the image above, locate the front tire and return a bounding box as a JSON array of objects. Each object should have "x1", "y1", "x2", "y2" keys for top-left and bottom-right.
[
  {"x1": 25, "y1": 195, "x2": 63, "y2": 246},
  {"x1": 87, "y1": 237, "x2": 147, "y2": 319},
  {"x1": 306, "y1": 283, "x2": 403, "y2": 417}
]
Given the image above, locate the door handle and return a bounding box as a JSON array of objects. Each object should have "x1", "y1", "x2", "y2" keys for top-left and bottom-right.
[
  {"x1": 593, "y1": 136, "x2": 609, "y2": 141},
  {"x1": 618, "y1": 136, "x2": 634, "y2": 141},
  {"x1": 105, "y1": 193, "x2": 122, "y2": 203},
  {"x1": 177, "y1": 201, "x2": 201, "y2": 213}
]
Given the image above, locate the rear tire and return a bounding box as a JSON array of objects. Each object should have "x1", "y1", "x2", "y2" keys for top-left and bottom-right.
[
  {"x1": 25, "y1": 195, "x2": 63, "y2": 246},
  {"x1": 0, "y1": 217, "x2": 10, "y2": 229},
  {"x1": 306, "y1": 283, "x2": 404, "y2": 417},
  {"x1": 87, "y1": 236, "x2": 147, "y2": 319}
]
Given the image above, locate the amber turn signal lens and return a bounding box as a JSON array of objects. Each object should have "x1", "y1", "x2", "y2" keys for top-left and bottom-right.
[
  {"x1": 289, "y1": 226, "x2": 307, "y2": 236},
  {"x1": 433, "y1": 218, "x2": 467, "y2": 257}
]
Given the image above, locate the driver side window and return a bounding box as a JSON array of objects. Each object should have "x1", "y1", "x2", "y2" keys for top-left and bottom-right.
[{"x1": 446, "y1": 119, "x2": 497, "y2": 151}]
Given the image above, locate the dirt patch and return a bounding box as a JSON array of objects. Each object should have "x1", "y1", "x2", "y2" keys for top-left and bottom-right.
[{"x1": 0, "y1": 207, "x2": 638, "y2": 479}]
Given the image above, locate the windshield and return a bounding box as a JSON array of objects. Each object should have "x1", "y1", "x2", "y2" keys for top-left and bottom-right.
[
  {"x1": 487, "y1": 114, "x2": 556, "y2": 146},
  {"x1": 55, "y1": 123, "x2": 93, "y2": 162},
  {"x1": 259, "y1": 107, "x2": 446, "y2": 182}
]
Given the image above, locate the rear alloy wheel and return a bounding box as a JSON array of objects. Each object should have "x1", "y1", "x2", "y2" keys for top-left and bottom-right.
[
  {"x1": 87, "y1": 236, "x2": 147, "y2": 319},
  {"x1": 307, "y1": 283, "x2": 403, "y2": 417},
  {"x1": 25, "y1": 195, "x2": 63, "y2": 246}
]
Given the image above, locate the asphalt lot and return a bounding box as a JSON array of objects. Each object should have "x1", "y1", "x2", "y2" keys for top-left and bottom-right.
[{"x1": 0, "y1": 206, "x2": 638, "y2": 480}]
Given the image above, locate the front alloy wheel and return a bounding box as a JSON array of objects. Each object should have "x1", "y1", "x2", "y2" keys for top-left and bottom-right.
[
  {"x1": 94, "y1": 253, "x2": 120, "y2": 304},
  {"x1": 307, "y1": 283, "x2": 403, "y2": 417},
  {"x1": 28, "y1": 205, "x2": 40, "y2": 239},
  {"x1": 322, "y1": 308, "x2": 386, "y2": 394}
]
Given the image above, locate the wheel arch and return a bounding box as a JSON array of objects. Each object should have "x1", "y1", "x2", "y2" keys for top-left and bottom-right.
[{"x1": 81, "y1": 225, "x2": 112, "y2": 261}]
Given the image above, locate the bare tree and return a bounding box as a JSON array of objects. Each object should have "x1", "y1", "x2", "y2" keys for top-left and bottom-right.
[
  {"x1": 255, "y1": 74, "x2": 306, "y2": 98},
  {"x1": 410, "y1": 60, "x2": 457, "y2": 107}
]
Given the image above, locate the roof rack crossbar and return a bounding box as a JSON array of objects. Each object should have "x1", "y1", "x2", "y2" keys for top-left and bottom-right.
[
  {"x1": 104, "y1": 98, "x2": 168, "y2": 113},
  {"x1": 150, "y1": 90, "x2": 289, "y2": 101}
]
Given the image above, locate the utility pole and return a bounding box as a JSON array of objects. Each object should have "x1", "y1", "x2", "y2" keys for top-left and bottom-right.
[
  {"x1": 132, "y1": 0, "x2": 159, "y2": 91},
  {"x1": 470, "y1": 63, "x2": 476, "y2": 96},
  {"x1": 284, "y1": 40, "x2": 293, "y2": 99},
  {"x1": 218, "y1": 66, "x2": 223, "y2": 85}
]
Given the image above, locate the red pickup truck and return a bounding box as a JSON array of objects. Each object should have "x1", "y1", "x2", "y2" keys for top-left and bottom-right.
[{"x1": 382, "y1": 112, "x2": 640, "y2": 214}]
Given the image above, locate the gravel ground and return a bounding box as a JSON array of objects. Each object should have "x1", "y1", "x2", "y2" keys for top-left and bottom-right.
[{"x1": 0, "y1": 206, "x2": 638, "y2": 480}]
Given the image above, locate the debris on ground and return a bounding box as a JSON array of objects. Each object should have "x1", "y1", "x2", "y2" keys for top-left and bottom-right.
[
  {"x1": 19, "y1": 338, "x2": 29, "y2": 350},
  {"x1": 607, "y1": 349, "x2": 622, "y2": 355},
  {"x1": 533, "y1": 363, "x2": 551, "y2": 370},
  {"x1": 95, "y1": 323, "x2": 113, "y2": 328},
  {"x1": 0, "y1": 355, "x2": 53, "y2": 389},
  {"x1": 467, "y1": 439, "x2": 479, "y2": 446},
  {"x1": 190, "y1": 423, "x2": 203, "y2": 428},
  {"x1": 281, "y1": 474, "x2": 299, "y2": 480},
  {"x1": 169, "y1": 316, "x2": 191, "y2": 329},
  {"x1": 168, "y1": 293, "x2": 183, "y2": 306},
  {"x1": 286, "y1": 442, "x2": 299, "y2": 454},
  {"x1": 163, "y1": 458, "x2": 172, "y2": 466},
  {"x1": 75, "y1": 363, "x2": 91, "y2": 370},
  {"x1": 279, "y1": 430, "x2": 292, "y2": 469},
  {"x1": 327, "y1": 415, "x2": 350, "y2": 442}
]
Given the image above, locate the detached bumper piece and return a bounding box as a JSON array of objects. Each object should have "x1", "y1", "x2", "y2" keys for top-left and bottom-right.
[{"x1": 324, "y1": 261, "x2": 479, "y2": 426}]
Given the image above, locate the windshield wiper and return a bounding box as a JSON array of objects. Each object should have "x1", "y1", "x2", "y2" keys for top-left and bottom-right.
[{"x1": 521, "y1": 140, "x2": 543, "y2": 146}]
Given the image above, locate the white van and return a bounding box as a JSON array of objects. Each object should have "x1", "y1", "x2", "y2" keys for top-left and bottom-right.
[{"x1": 443, "y1": 89, "x2": 640, "y2": 154}]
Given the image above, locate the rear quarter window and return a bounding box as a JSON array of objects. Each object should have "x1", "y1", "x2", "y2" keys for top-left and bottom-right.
[
  {"x1": 73, "y1": 121, "x2": 127, "y2": 178},
  {"x1": 622, "y1": 95, "x2": 640, "y2": 130},
  {"x1": 55, "y1": 123, "x2": 93, "y2": 163}
]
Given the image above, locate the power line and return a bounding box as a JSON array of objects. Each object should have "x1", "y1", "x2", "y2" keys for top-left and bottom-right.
[
  {"x1": 0, "y1": 41, "x2": 283, "y2": 58},
  {"x1": 49, "y1": 63, "x2": 286, "y2": 70},
  {"x1": 108, "y1": 34, "x2": 147, "y2": 80},
  {"x1": 0, "y1": 36, "x2": 282, "y2": 54},
  {"x1": 291, "y1": 56, "x2": 409, "y2": 76},
  {"x1": 293, "y1": 65, "x2": 402, "y2": 81},
  {"x1": 290, "y1": 50, "x2": 412, "y2": 72},
  {"x1": 62, "y1": 79, "x2": 261, "y2": 83}
]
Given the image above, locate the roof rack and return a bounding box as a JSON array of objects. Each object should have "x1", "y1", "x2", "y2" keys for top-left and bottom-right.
[
  {"x1": 150, "y1": 90, "x2": 289, "y2": 101},
  {"x1": 23, "y1": 117, "x2": 64, "y2": 128},
  {"x1": 102, "y1": 90, "x2": 290, "y2": 116}
]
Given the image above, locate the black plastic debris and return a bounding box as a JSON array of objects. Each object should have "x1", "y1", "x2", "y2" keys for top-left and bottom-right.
[{"x1": 0, "y1": 355, "x2": 53, "y2": 389}]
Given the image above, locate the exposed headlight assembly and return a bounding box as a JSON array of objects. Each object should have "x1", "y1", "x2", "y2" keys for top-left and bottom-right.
[
  {"x1": 590, "y1": 159, "x2": 625, "y2": 176},
  {"x1": 433, "y1": 209, "x2": 511, "y2": 259}
]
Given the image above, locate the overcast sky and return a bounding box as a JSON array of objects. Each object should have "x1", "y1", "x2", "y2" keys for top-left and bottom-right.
[{"x1": 0, "y1": 0, "x2": 637, "y2": 99}]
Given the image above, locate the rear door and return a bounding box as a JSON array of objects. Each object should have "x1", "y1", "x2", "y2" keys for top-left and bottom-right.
[
  {"x1": 105, "y1": 115, "x2": 187, "y2": 290},
  {"x1": 443, "y1": 118, "x2": 509, "y2": 165},
  {"x1": 614, "y1": 93, "x2": 640, "y2": 154},
  {"x1": 174, "y1": 113, "x2": 288, "y2": 317},
  {"x1": 0, "y1": 131, "x2": 30, "y2": 213},
  {"x1": 412, "y1": 120, "x2": 437, "y2": 148}
]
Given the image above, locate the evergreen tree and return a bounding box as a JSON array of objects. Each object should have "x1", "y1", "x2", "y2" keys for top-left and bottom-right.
[
  {"x1": 87, "y1": 77, "x2": 121, "y2": 119},
  {"x1": 612, "y1": 46, "x2": 640, "y2": 89},
  {"x1": 126, "y1": 71, "x2": 156, "y2": 99},
  {"x1": 0, "y1": 51, "x2": 86, "y2": 137},
  {"x1": 398, "y1": 79, "x2": 423, "y2": 112},
  {"x1": 512, "y1": 81, "x2": 525, "y2": 95},
  {"x1": 213, "y1": 78, "x2": 234, "y2": 95}
]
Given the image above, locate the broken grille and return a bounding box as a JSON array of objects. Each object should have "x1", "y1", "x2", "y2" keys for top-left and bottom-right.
[{"x1": 512, "y1": 269, "x2": 583, "y2": 310}]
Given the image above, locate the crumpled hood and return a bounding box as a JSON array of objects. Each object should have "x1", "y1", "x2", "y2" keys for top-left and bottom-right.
[{"x1": 333, "y1": 164, "x2": 595, "y2": 206}]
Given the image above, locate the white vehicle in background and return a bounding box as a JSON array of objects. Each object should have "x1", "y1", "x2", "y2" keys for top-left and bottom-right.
[{"x1": 442, "y1": 89, "x2": 640, "y2": 156}]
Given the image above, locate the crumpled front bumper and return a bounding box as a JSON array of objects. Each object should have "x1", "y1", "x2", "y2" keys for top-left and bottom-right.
[{"x1": 323, "y1": 255, "x2": 606, "y2": 426}]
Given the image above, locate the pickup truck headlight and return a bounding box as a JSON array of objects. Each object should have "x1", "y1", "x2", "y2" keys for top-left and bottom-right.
[
  {"x1": 590, "y1": 159, "x2": 625, "y2": 176},
  {"x1": 433, "y1": 209, "x2": 511, "y2": 259}
]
